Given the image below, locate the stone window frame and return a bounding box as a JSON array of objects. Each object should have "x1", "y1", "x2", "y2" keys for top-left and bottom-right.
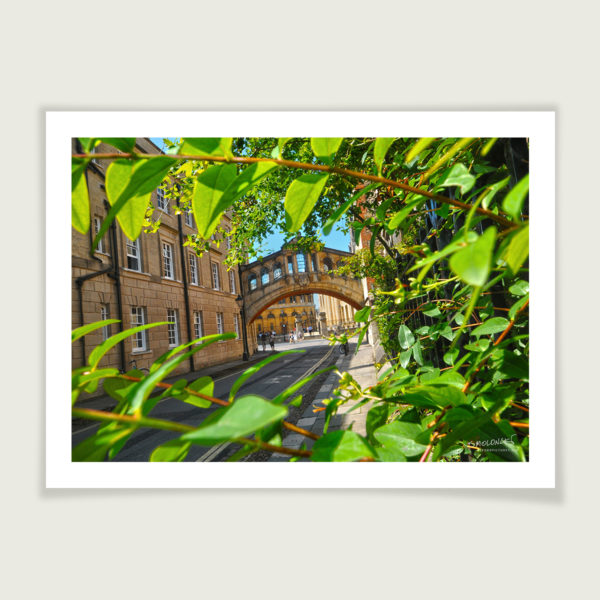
[
  {"x1": 261, "y1": 267, "x2": 270, "y2": 287},
  {"x1": 162, "y1": 242, "x2": 175, "y2": 280},
  {"x1": 248, "y1": 272, "x2": 258, "y2": 291},
  {"x1": 156, "y1": 186, "x2": 169, "y2": 213},
  {"x1": 229, "y1": 270, "x2": 236, "y2": 294},
  {"x1": 189, "y1": 252, "x2": 199, "y2": 285},
  {"x1": 212, "y1": 262, "x2": 221, "y2": 290},
  {"x1": 167, "y1": 308, "x2": 179, "y2": 347},
  {"x1": 216, "y1": 312, "x2": 224, "y2": 335},
  {"x1": 131, "y1": 306, "x2": 148, "y2": 352},
  {"x1": 100, "y1": 304, "x2": 111, "y2": 341},
  {"x1": 193, "y1": 310, "x2": 204, "y2": 340},
  {"x1": 273, "y1": 262, "x2": 283, "y2": 280},
  {"x1": 126, "y1": 237, "x2": 142, "y2": 272}
]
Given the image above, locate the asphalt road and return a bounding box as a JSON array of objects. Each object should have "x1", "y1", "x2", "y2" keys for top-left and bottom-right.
[{"x1": 72, "y1": 337, "x2": 334, "y2": 462}]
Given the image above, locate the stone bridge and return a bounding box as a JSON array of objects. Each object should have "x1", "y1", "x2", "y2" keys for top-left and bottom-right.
[{"x1": 239, "y1": 247, "x2": 366, "y2": 327}]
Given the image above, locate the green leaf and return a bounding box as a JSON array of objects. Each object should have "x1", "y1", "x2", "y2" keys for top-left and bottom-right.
[
  {"x1": 508, "y1": 294, "x2": 529, "y2": 321},
  {"x1": 311, "y1": 137, "x2": 343, "y2": 165},
  {"x1": 72, "y1": 427, "x2": 134, "y2": 462},
  {"x1": 220, "y1": 161, "x2": 279, "y2": 210},
  {"x1": 373, "y1": 421, "x2": 428, "y2": 458},
  {"x1": 284, "y1": 173, "x2": 329, "y2": 232},
  {"x1": 373, "y1": 138, "x2": 395, "y2": 173},
  {"x1": 150, "y1": 439, "x2": 191, "y2": 462},
  {"x1": 401, "y1": 384, "x2": 468, "y2": 409},
  {"x1": 192, "y1": 163, "x2": 238, "y2": 239},
  {"x1": 509, "y1": 280, "x2": 529, "y2": 296},
  {"x1": 151, "y1": 333, "x2": 231, "y2": 373},
  {"x1": 229, "y1": 350, "x2": 304, "y2": 402},
  {"x1": 399, "y1": 347, "x2": 412, "y2": 368},
  {"x1": 278, "y1": 138, "x2": 292, "y2": 156},
  {"x1": 72, "y1": 159, "x2": 90, "y2": 234},
  {"x1": 398, "y1": 325, "x2": 415, "y2": 350},
  {"x1": 127, "y1": 333, "x2": 235, "y2": 413},
  {"x1": 179, "y1": 376, "x2": 214, "y2": 408},
  {"x1": 105, "y1": 159, "x2": 152, "y2": 241},
  {"x1": 505, "y1": 224, "x2": 529, "y2": 275},
  {"x1": 443, "y1": 348, "x2": 459, "y2": 366},
  {"x1": 181, "y1": 395, "x2": 287, "y2": 445},
  {"x1": 311, "y1": 430, "x2": 374, "y2": 462},
  {"x1": 99, "y1": 138, "x2": 136, "y2": 153},
  {"x1": 271, "y1": 366, "x2": 336, "y2": 405},
  {"x1": 449, "y1": 226, "x2": 497, "y2": 287},
  {"x1": 464, "y1": 339, "x2": 491, "y2": 352},
  {"x1": 366, "y1": 405, "x2": 389, "y2": 444},
  {"x1": 502, "y1": 174, "x2": 529, "y2": 221},
  {"x1": 412, "y1": 339, "x2": 424, "y2": 366},
  {"x1": 93, "y1": 156, "x2": 175, "y2": 249},
  {"x1": 88, "y1": 322, "x2": 167, "y2": 369},
  {"x1": 471, "y1": 317, "x2": 509, "y2": 337},
  {"x1": 354, "y1": 306, "x2": 371, "y2": 323},
  {"x1": 405, "y1": 138, "x2": 436, "y2": 164},
  {"x1": 72, "y1": 319, "x2": 120, "y2": 343},
  {"x1": 375, "y1": 446, "x2": 407, "y2": 462},
  {"x1": 179, "y1": 138, "x2": 232, "y2": 157},
  {"x1": 438, "y1": 163, "x2": 476, "y2": 194},
  {"x1": 322, "y1": 183, "x2": 380, "y2": 236},
  {"x1": 387, "y1": 197, "x2": 426, "y2": 230},
  {"x1": 481, "y1": 176, "x2": 510, "y2": 210}
]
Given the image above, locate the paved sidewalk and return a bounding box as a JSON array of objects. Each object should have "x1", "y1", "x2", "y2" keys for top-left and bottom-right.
[{"x1": 269, "y1": 340, "x2": 377, "y2": 461}]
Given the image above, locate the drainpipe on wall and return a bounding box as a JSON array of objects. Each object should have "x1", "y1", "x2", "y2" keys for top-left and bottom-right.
[
  {"x1": 106, "y1": 203, "x2": 127, "y2": 373},
  {"x1": 176, "y1": 202, "x2": 194, "y2": 372}
]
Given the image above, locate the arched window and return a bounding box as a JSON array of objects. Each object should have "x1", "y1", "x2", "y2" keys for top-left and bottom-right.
[
  {"x1": 261, "y1": 268, "x2": 270, "y2": 286},
  {"x1": 248, "y1": 273, "x2": 257, "y2": 291},
  {"x1": 296, "y1": 253, "x2": 307, "y2": 273},
  {"x1": 273, "y1": 262, "x2": 282, "y2": 280},
  {"x1": 323, "y1": 257, "x2": 333, "y2": 272}
]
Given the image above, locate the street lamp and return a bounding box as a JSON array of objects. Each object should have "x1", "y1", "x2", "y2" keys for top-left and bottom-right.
[{"x1": 235, "y1": 294, "x2": 250, "y2": 362}]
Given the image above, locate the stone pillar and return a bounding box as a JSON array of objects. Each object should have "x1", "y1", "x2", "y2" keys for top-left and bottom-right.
[
  {"x1": 318, "y1": 311, "x2": 328, "y2": 336},
  {"x1": 295, "y1": 315, "x2": 303, "y2": 338}
]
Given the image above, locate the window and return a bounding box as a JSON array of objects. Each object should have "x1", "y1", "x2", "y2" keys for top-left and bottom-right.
[
  {"x1": 156, "y1": 186, "x2": 168, "y2": 212},
  {"x1": 189, "y1": 253, "x2": 198, "y2": 285},
  {"x1": 126, "y1": 238, "x2": 141, "y2": 271},
  {"x1": 248, "y1": 273, "x2": 257, "y2": 291},
  {"x1": 229, "y1": 270, "x2": 236, "y2": 293},
  {"x1": 287, "y1": 256, "x2": 294, "y2": 274},
  {"x1": 211, "y1": 262, "x2": 220, "y2": 289},
  {"x1": 323, "y1": 257, "x2": 333, "y2": 272},
  {"x1": 193, "y1": 311, "x2": 204, "y2": 340},
  {"x1": 131, "y1": 307, "x2": 147, "y2": 351},
  {"x1": 184, "y1": 209, "x2": 193, "y2": 227},
  {"x1": 163, "y1": 243, "x2": 174, "y2": 279},
  {"x1": 273, "y1": 263, "x2": 282, "y2": 280},
  {"x1": 296, "y1": 253, "x2": 306, "y2": 273},
  {"x1": 216, "y1": 312, "x2": 224, "y2": 335},
  {"x1": 261, "y1": 268, "x2": 269, "y2": 286},
  {"x1": 311, "y1": 254, "x2": 317, "y2": 272},
  {"x1": 234, "y1": 314, "x2": 240, "y2": 339},
  {"x1": 100, "y1": 304, "x2": 110, "y2": 341},
  {"x1": 167, "y1": 309, "x2": 179, "y2": 347},
  {"x1": 94, "y1": 217, "x2": 105, "y2": 254}
]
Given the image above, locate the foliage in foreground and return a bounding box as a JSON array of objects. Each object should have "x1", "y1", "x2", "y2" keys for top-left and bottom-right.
[{"x1": 72, "y1": 136, "x2": 529, "y2": 462}]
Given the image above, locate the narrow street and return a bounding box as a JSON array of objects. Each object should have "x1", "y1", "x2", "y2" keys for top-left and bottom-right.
[{"x1": 72, "y1": 337, "x2": 337, "y2": 462}]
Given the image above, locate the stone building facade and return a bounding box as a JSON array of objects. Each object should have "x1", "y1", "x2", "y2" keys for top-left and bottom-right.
[
  {"x1": 317, "y1": 294, "x2": 357, "y2": 332},
  {"x1": 254, "y1": 294, "x2": 318, "y2": 339},
  {"x1": 72, "y1": 138, "x2": 257, "y2": 388}
]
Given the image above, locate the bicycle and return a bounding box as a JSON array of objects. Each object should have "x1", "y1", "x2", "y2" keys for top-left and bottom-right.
[
  {"x1": 339, "y1": 340, "x2": 349, "y2": 356},
  {"x1": 128, "y1": 359, "x2": 149, "y2": 374}
]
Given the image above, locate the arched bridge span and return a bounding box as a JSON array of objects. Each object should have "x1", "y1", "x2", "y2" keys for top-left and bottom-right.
[{"x1": 239, "y1": 247, "x2": 366, "y2": 324}]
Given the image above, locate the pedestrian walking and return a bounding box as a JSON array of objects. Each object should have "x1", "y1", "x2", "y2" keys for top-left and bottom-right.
[
  {"x1": 261, "y1": 332, "x2": 267, "y2": 351},
  {"x1": 269, "y1": 334, "x2": 275, "y2": 351}
]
